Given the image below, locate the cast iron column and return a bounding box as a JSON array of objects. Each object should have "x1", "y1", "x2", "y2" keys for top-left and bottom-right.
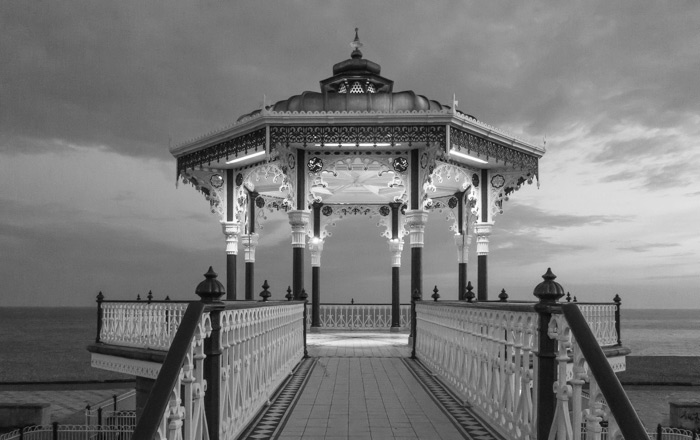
[
  {"x1": 288, "y1": 210, "x2": 309, "y2": 299},
  {"x1": 389, "y1": 202, "x2": 403, "y2": 331},
  {"x1": 406, "y1": 210, "x2": 428, "y2": 309},
  {"x1": 309, "y1": 204, "x2": 323, "y2": 331},
  {"x1": 475, "y1": 222, "x2": 493, "y2": 301},
  {"x1": 533, "y1": 268, "x2": 565, "y2": 440},
  {"x1": 221, "y1": 221, "x2": 240, "y2": 300}
]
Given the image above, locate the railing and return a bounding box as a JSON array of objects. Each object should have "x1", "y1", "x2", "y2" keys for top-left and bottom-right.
[
  {"x1": 413, "y1": 268, "x2": 638, "y2": 440},
  {"x1": 548, "y1": 304, "x2": 648, "y2": 440},
  {"x1": 307, "y1": 303, "x2": 411, "y2": 330},
  {"x1": 415, "y1": 302, "x2": 538, "y2": 440},
  {"x1": 85, "y1": 390, "x2": 135, "y2": 425},
  {"x1": 98, "y1": 300, "x2": 189, "y2": 350},
  {"x1": 0, "y1": 423, "x2": 133, "y2": 440},
  {"x1": 130, "y1": 299, "x2": 306, "y2": 440}
]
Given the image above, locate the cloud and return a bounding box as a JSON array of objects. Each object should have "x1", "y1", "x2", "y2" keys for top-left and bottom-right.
[
  {"x1": 495, "y1": 203, "x2": 630, "y2": 232},
  {"x1": 617, "y1": 243, "x2": 680, "y2": 253}
]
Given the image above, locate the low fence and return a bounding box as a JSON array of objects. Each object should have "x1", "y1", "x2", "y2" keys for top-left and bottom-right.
[
  {"x1": 0, "y1": 423, "x2": 133, "y2": 440},
  {"x1": 413, "y1": 268, "x2": 637, "y2": 440},
  {"x1": 84, "y1": 390, "x2": 135, "y2": 426},
  {"x1": 306, "y1": 303, "x2": 411, "y2": 330}
]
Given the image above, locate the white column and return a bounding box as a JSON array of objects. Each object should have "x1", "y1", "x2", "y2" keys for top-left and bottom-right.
[
  {"x1": 405, "y1": 210, "x2": 429, "y2": 248},
  {"x1": 454, "y1": 233, "x2": 472, "y2": 264},
  {"x1": 221, "y1": 221, "x2": 240, "y2": 256},
  {"x1": 475, "y1": 222, "x2": 493, "y2": 256},
  {"x1": 241, "y1": 233, "x2": 259, "y2": 263},
  {"x1": 288, "y1": 210, "x2": 310, "y2": 248},
  {"x1": 309, "y1": 238, "x2": 324, "y2": 267},
  {"x1": 388, "y1": 239, "x2": 404, "y2": 267}
]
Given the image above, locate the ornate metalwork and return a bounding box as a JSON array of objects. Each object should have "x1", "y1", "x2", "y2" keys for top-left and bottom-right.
[
  {"x1": 181, "y1": 169, "x2": 227, "y2": 219},
  {"x1": 321, "y1": 205, "x2": 333, "y2": 216},
  {"x1": 489, "y1": 169, "x2": 535, "y2": 218},
  {"x1": 471, "y1": 173, "x2": 479, "y2": 187},
  {"x1": 235, "y1": 173, "x2": 244, "y2": 186},
  {"x1": 307, "y1": 157, "x2": 323, "y2": 173},
  {"x1": 210, "y1": 174, "x2": 224, "y2": 188},
  {"x1": 270, "y1": 125, "x2": 446, "y2": 148},
  {"x1": 254, "y1": 195, "x2": 289, "y2": 231},
  {"x1": 176, "y1": 128, "x2": 266, "y2": 174},
  {"x1": 307, "y1": 304, "x2": 411, "y2": 330},
  {"x1": 392, "y1": 156, "x2": 408, "y2": 173},
  {"x1": 449, "y1": 126, "x2": 539, "y2": 177},
  {"x1": 379, "y1": 205, "x2": 391, "y2": 216},
  {"x1": 491, "y1": 174, "x2": 505, "y2": 189}
]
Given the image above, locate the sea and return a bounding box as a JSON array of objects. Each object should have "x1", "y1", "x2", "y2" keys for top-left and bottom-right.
[{"x1": 0, "y1": 307, "x2": 698, "y2": 383}]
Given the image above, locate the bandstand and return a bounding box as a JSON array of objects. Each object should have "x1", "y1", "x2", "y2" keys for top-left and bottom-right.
[{"x1": 170, "y1": 31, "x2": 545, "y2": 330}]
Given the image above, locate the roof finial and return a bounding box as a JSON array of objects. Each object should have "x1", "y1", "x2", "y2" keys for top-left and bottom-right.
[{"x1": 350, "y1": 27, "x2": 363, "y2": 59}]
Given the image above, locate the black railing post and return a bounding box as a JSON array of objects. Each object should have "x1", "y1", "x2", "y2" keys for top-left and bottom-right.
[
  {"x1": 52, "y1": 422, "x2": 58, "y2": 440},
  {"x1": 195, "y1": 266, "x2": 226, "y2": 440},
  {"x1": 533, "y1": 268, "x2": 565, "y2": 440},
  {"x1": 300, "y1": 288, "x2": 309, "y2": 358},
  {"x1": 657, "y1": 423, "x2": 662, "y2": 440},
  {"x1": 614, "y1": 294, "x2": 622, "y2": 345},
  {"x1": 97, "y1": 407, "x2": 103, "y2": 426},
  {"x1": 411, "y1": 288, "x2": 421, "y2": 359},
  {"x1": 113, "y1": 394, "x2": 117, "y2": 411},
  {"x1": 95, "y1": 291, "x2": 104, "y2": 343}
]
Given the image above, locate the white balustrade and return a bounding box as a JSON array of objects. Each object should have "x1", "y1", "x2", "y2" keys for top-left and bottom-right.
[
  {"x1": 415, "y1": 303, "x2": 538, "y2": 440},
  {"x1": 100, "y1": 302, "x2": 189, "y2": 351},
  {"x1": 219, "y1": 304, "x2": 305, "y2": 439},
  {"x1": 578, "y1": 304, "x2": 619, "y2": 347},
  {"x1": 547, "y1": 313, "x2": 641, "y2": 440},
  {"x1": 307, "y1": 304, "x2": 411, "y2": 330}
]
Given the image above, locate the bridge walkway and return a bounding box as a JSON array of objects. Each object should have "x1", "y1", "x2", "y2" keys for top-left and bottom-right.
[{"x1": 242, "y1": 332, "x2": 502, "y2": 440}]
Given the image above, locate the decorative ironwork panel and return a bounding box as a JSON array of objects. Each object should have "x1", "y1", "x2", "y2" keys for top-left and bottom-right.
[
  {"x1": 99, "y1": 302, "x2": 189, "y2": 351},
  {"x1": 450, "y1": 126, "x2": 539, "y2": 177},
  {"x1": 415, "y1": 303, "x2": 539, "y2": 440},
  {"x1": 270, "y1": 125, "x2": 446, "y2": 148},
  {"x1": 305, "y1": 304, "x2": 411, "y2": 331},
  {"x1": 578, "y1": 304, "x2": 619, "y2": 347},
  {"x1": 177, "y1": 128, "x2": 267, "y2": 174}
]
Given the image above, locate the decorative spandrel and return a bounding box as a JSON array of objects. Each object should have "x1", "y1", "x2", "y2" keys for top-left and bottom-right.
[
  {"x1": 177, "y1": 127, "x2": 266, "y2": 175},
  {"x1": 181, "y1": 169, "x2": 228, "y2": 219}
]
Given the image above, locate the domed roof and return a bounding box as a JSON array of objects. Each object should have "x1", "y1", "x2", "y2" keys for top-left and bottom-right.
[{"x1": 237, "y1": 29, "x2": 453, "y2": 121}]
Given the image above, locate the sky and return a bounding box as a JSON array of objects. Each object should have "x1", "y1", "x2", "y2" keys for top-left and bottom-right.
[{"x1": 1, "y1": 0, "x2": 698, "y2": 308}]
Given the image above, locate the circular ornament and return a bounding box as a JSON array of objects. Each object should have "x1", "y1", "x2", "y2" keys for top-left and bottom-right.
[
  {"x1": 491, "y1": 174, "x2": 506, "y2": 189},
  {"x1": 210, "y1": 174, "x2": 224, "y2": 188},
  {"x1": 392, "y1": 157, "x2": 408, "y2": 173},
  {"x1": 379, "y1": 205, "x2": 391, "y2": 216},
  {"x1": 288, "y1": 154, "x2": 296, "y2": 170},
  {"x1": 321, "y1": 205, "x2": 333, "y2": 216},
  {"x1": 400, "y1": 204, "x2": 407, "y2": 215},
  {"x1": 472, "y1": 173, "x2": 480, "y2": 188},
  {"x1": 448, "y1": 196, "x2": 458, "y2": 209},
  {"x1": 235, "y1": 173, "x2": 244, "y2": 186},
  {"x1": 307, "y1": 157, "x2": 323, "y2": 173},
  {"x1": 255, "y1": 196, "x2": 265, "y2": 208},
  {"x1": 420, "y1": 152, "x2": 429, "y2": 169}
]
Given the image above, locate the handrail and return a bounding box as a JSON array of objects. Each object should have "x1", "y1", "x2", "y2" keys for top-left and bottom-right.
[
  {"x1": 560, "y1": 303, "x2": 648, "y2": 439},
  {"x1": 132, "y1": 301, "x2": 205, "y2": 439}
]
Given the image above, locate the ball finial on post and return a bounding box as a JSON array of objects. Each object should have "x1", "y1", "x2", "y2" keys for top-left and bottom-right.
[
  {"x1": 432, "y1": 286, "x2": 440, "y2": 302},
  {"x1": 195, "y1": 266, "x2": 226, "y2": 303},
  {"x1": 533, "y1": 268, "x2": 565, "y2": 303},
  {"x1": 465, "y1": 281, "x2": 475, "y2": 303}
]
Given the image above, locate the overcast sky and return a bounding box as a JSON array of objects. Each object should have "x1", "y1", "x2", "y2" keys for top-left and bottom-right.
[{"x1": 1, "y1": 0, "x2": 698, "y2": 308}]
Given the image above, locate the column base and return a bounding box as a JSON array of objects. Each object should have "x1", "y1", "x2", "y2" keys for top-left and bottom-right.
[
  {"x1": 310, "y1": 326, "x2": 321, "y2": 333},
  {"x1": 390, "y1": 326, "x2": 401, "y2": 333}
]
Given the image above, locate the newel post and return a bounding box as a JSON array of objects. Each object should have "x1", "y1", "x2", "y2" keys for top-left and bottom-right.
[
  {"x1": 195, "y1": 267, "x2": 225, "y2": 440},
  {"x1": 95, "y1": 291, "x2": 104, "y2": 343},
  {"x1": 533, "y1": 268, "x2": 565, "y2": 440},
  {"x1": 613, "y1": 294, "x2": 622, "y2": 345},
  {"x1": 410, "y1": 288, "x2": 422, "y2": 359}
]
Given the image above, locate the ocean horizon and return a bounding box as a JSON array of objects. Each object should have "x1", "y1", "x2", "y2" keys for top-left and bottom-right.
[{"x1": 1, "y1": 306, "x2": 698, "y2": 383}]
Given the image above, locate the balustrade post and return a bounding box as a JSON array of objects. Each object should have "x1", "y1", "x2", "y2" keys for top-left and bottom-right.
[
  {"x1": 614, "y1": 294, "x2": 622, "y2": 345},
  {"x1": 533, "y1": 268, "x2": 565, "y2": 440},
  {"x1": 95, "y1": 291, "x2": 104, "y2": 343},
  {"x1": 300, "y1": 288, "x2": 309, "y2": 358},
  {"x1": 411, "y1": 288, "x2": 421, "y2": 359},
  {"x1": 195, "y1": 267, "x2": 226, "y2": 440}
]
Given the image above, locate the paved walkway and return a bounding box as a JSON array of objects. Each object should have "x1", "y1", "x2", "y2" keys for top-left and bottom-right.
[{"x1": 269, "y1": 332, "x2": 499, "y2": 440}]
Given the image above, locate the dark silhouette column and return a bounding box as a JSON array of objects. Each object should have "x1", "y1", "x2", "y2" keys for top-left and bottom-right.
[{"x1": 221, "y1": 222, "x2": 240, "y2": 300}]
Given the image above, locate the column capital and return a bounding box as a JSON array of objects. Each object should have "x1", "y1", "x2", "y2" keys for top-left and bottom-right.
[
  {"x1": 241, "y1": 233, "x2": 259, "y2": 263},
  {"x1": 288, "y1": 210, "x2": 310, "y2": 248},
  {"x1": 474, "y1": 222, "x2": 494, "y2": 237},
  {"x1": 454, "y1": 233, "x2": 472, "y2": 264},
  {"x1": 220, "y1": 221, "x2": 241, "y2": 255},
  {"x1": 388, "y1": 239, "x2": 404, "y2": 267},
  {"x1": 309, "y1": 237, "x2": 324, "y2": 267},
  {"x1": 405, "y1": 209, "x2": 429, "y2": 248}
]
